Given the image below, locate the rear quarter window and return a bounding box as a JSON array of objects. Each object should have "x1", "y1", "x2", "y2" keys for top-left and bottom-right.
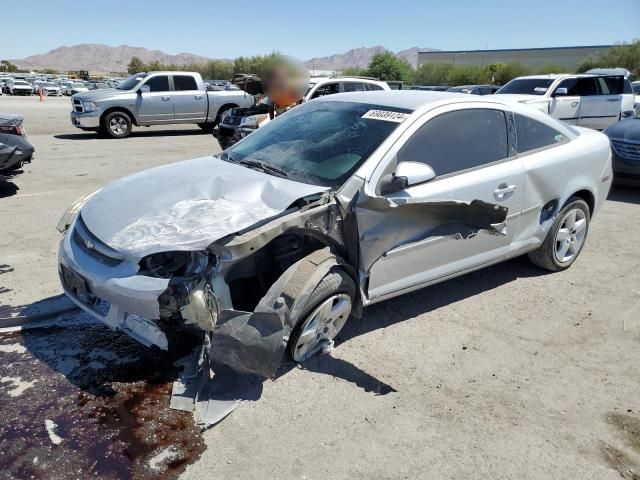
[{"x1": 515, "y1": 114, "x2": 568, "y2": 154}]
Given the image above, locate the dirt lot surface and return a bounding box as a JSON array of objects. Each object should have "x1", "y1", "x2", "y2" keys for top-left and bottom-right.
[{"x1": 1, "y1": 95, "x2": 640, "y2": 480}]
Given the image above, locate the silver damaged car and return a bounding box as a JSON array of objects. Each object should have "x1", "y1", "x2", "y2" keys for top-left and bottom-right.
[{"x1": 57, "y1": 91, "x2": 613, "y2": 378}]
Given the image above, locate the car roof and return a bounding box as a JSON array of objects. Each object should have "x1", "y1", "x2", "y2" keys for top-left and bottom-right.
[
  {"x1": 316, "y1": 90, "x2": 497, "y2": 110},
  {"x1": 514, "y1": 73, "x2": 627, "y2": 81},
  {"x1": 310, "y1": 76, "x2": 384, "y2": 84}
]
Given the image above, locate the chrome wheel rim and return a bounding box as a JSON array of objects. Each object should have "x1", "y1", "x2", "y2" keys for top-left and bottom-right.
[
  {"x1": 109, "y1": 116, "x2": 127, "y2": 135},
  {"x1": 292, "y1": 293, "x2": 352, "y2": 362},
  {"x1": 554, "y1": 208, "x2": 587, "y2": 264}
]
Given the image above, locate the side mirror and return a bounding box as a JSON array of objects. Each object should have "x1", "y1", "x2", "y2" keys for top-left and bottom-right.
[
  {"x1": 554, "y1": 87, "x2": 568, "y2": 97},
  {"x1": 379, "y1": 161, "x2": 436, "y2": 195},
  {"x1": 138, "y1": 85, "x2": 150, "y2": 95},
  {"x1": 621, "y1": 110, "x2": 634, "y2": 119}
]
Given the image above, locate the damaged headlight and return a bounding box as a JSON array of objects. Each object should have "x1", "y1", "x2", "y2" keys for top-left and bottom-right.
[
  {"x1": 239, "y1": 115, "x2": 259, "y2": 128},
  {"x1": 138, "y1": 251, "x2": 209, "y2": 280},
  {"x1": 56, "y1": 190, "x2": 100, "y2": 233}
]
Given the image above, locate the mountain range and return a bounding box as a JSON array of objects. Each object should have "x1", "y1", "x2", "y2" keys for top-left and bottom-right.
[{"x1": 11, "y1": 44, "x2": 438, "y2": 73}]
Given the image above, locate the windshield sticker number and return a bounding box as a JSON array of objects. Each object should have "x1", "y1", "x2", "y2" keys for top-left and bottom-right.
[{"x1": 362, "y1": 110, "x2": 409, "y2": 123}]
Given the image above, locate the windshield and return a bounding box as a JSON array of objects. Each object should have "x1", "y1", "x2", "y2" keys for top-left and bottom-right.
[
  {"x1": 633, "y1": 84, "x2": 640, "y2": 94},
  {"x1": 43, "y1": 82, "x2": 56, "y2": 87},
  {"x1": 15, "y1": 81, "x2": 29, "y2": 86},
  {"x1": 224, "y1": 100, "x2": 411, "y2": 187},
  {"x1": 117, "y1": 73, "x2": 148, "y2": 90},
  {"x1": 71, "y1": 83, "x2": 85, "y2": 88},
  {"x1": 497, "y1": 78, "x2": 554, "y2": 95}
]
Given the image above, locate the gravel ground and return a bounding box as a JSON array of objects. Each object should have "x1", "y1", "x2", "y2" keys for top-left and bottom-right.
[{"x1": 1, "y1": 95, "x2": 640, "y2": 480}]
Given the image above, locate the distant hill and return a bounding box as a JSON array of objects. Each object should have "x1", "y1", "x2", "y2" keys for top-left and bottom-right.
[
  {"x1": 305, "y1": 46, "x2": 438, "y2": 71},
  {"x1": 11, "y1": 44, "x2": 439, "y2": 73},
  {"x1": 12, "y1": 44, "x2": 212, "y2": 73}
]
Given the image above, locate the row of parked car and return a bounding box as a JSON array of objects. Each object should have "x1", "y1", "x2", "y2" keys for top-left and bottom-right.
[{"x1": 0, "y1": 75, "x2": 122, "y2": 96}]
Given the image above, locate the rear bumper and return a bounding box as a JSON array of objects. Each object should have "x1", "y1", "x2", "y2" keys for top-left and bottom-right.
[
  {"x1": 70, "y1": 111, "x2": 100, "y2": 129},
  {"x1": 0, "y1": 137, "x2": 35, "y2": 172}
]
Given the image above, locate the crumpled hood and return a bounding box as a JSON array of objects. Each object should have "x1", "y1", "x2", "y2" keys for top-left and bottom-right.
[{"x1": 80, "y1": 156, "x2": 327, "y2": 259}]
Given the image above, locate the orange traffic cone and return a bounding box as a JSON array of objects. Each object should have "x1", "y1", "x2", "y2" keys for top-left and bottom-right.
[{"x1": 39, "y1": 89, "x2": 44, "y2": 102}]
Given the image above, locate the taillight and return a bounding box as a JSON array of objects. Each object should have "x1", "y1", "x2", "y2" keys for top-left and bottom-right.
[{"x1": 0, "y1": 125, "x2": 23, "y2": 136}]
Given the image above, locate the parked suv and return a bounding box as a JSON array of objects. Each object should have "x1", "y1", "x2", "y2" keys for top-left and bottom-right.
[
  {"x1": 496, "y1": 74, "x2": 635, "y2": 130},
  {"x1": 305, "y1": 76, "x2": 390, "y2": 101},
  {"x1": 5, "y1": 79, "x2": 34, "y2": 96}
]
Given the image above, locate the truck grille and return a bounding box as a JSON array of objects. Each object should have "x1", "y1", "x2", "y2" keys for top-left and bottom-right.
[
  {"x1": 72, "y1": 215, "x2": 124, "y2": 267},
  {"x1": 611, "y1": 139, "x2": 640, "y2": 161},
  {"x1": 72, "y1": 98, "x2": 84, "y2": 113}
]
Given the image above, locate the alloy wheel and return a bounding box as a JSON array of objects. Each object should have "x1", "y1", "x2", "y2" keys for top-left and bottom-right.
[{"x1": 554, "y1": 208, "x2": 587, "y2": 264}]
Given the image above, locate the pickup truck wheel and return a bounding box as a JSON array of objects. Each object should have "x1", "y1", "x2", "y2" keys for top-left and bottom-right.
[
  {"x1": 197, "y1": 123, "x2": 214, "y2": 132},
  {"x1": 102, "y1": 111, "x2": 132, "y2": 139},
  {"x1": 288, "y1": 269, "x2": 356, "y2": 362},
  {"x1": 528, "y1": 197, "x2": 590, "y2": 272}
]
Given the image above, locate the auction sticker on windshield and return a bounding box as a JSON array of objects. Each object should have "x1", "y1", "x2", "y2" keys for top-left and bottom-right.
[{"x1": 362, "y1": 110, "x2": 410, "y2": 123}]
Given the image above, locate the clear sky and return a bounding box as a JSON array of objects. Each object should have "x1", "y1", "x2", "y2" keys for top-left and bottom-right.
[{"x1": 4, "y1": 0, "x2": 639, "y2": 60}]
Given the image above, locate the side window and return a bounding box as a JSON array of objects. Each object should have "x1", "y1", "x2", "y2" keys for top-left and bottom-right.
[
  {"x1": 173, "y1": 75, "x2": 198, "y2": 91},
  {"x1": 515, "y1": 114, "x2": 568, "y2": 154},
  {"x1": 365, "y1": 83, "x2": 384, "y2": 91},
  {"x1": 397, "y1": 109, "x2": 509, "y2": 177},
  {"x1": 575, "y1": 77, "x2": 598, "y2": 96},
  {"x1": 554, "y1": 78, "x2": 579, "y2": 96},
  {"x1": 342, "y1": 82, "x2": 366, "y2": 92},
  {"x1": 598, "y1": 76, "x2": 624, "y2": 95},
  {"x1": 311, "y1": 82, "x2": 339, "y2": 99},
  {"x1": 143, "y1": 75, "x2": 170, "y2": 92}
]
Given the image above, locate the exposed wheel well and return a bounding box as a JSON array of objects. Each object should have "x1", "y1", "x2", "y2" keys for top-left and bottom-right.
[
  {"x1": 224, "y1": 231, "x2": 344, "y2": 312},
  {"x1": 101, "y1": 107, "x2": 137, "y2": 126},
  {"x1": 570, "y1": 189, "x2": 595, "y2": 216},
  {"x1": 215, "y1": 103, "x2": 238, "y2": 122}
]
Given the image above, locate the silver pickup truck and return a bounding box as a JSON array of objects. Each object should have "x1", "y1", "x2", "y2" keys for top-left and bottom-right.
[{"x1": 70, "y1": 71, "x2": 254, "y2": 138}]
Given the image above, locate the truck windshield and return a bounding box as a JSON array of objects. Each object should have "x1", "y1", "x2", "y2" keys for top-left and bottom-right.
[
  {"x1": 117, "y1": 73, "x2": 148, "y2": 90},
  {"x1": 223, "y1": 100, "x2": 412, "y2": 188},
  {"x1": 497, "y1": 78, "x2": 555, "y2": 95}
]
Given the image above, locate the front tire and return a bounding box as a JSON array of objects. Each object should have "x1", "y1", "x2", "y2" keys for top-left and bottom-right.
[
  {"x1": 528, "y1": 197, "x2": 590, "y2": 271},
  {"x1": 101, "y1": 111, "x2": 132, "y2": 139},
  {"x1": 288, "y1": 269, "x2": 356, "y2": 362}
]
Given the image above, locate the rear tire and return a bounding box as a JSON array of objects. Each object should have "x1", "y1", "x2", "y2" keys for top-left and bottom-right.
[
  {"x1": 101, "y1": 111, "x2": 132, "y2": 139},
  {"x1": 197, "y1": 123, "x2": 214, "y2": 132},
  {"x1": 528, "y1": 197, "x2": 590, "y2": 272}
]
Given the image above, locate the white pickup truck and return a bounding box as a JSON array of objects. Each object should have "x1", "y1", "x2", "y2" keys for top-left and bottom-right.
[
  {"x1": 496, "y1": 73, "x2": 636, "y2": 130},
  {"x1": 70, "y1": 71, "x2": 254, "y2": 138}
]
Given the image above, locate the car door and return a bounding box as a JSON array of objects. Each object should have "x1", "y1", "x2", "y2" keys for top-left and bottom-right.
[
  {"x1": 135, "y1": 75, "x2": 174, "y2": 124},
  {"x1": 576, "y1": 76, "x2": 618, "y2": 130},
  {"x1": 172, "y1": 74, "x2": 206, "y2": 122},
  {"x1": 588, "y1": 76, "x2": 624, "y2": 129},
  {"x1": 549, "y1": 78, "x2": 581, "y2": 125},
  {"x1": 308, "y1": 82, "x2": 340, "y2": 100},
  {"x1": 358, "y1": 105, "x2": 525, "y2": 301}
]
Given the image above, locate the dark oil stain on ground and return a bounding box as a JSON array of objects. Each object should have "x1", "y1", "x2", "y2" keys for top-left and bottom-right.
[
  {"x1": 600, "y1": 412, "x2": 640, "y2": 480},
  {"x1": 0, "y1": 317, "x2": 206, "y2": 480}
]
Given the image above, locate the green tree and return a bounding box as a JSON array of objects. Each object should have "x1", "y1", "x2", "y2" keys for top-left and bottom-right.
[
  {"x1": 576, "y1": 39, "x2": 640, "y2": 74},
  {"x1": 365, "y1": 51, "x2": 414, "y2": 82},
  {"x1": 41, "y1": 68, "x2": 59, "y2": 75},
  {"x1": 0, "y1": 60, "x2": 18, "y2": 73},
  {"x1": 127, "y1": 56, "x2": 146, "y2": 74},
  {"x1": 341, "y1": 66, "x2": 367, "y2": 77}
]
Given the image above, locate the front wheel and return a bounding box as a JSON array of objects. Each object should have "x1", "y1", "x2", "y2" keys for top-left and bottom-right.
[
  {"x1": 101, "y1": 111, "x2": 132, "y2": 139},
  {"x1": 288, "y1": 269, "x2": 356, "y2": 362},
  {"x1": 528, "y1": 197, "x2": 590, "y2": 271}
]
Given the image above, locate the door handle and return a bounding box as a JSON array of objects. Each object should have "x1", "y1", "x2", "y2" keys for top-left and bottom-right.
[
  {"x1": 494, "y1": 184, "x2": 517, "y2": 200},
  {"x1": 161, "y1": 96, "x2": 171, "y2": 101},
  {"x1": 571, "y1": 101, "x2": 579, "y2": 107},
  {"x1": 194, "y1": 95, "x2": 203, "y2": 100}
]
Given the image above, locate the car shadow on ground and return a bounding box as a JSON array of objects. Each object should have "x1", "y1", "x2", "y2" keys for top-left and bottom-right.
[
  {"x1": 338, "y1": 255, "x2": 546, "y2": 347},
  {"x1": 54, "y1": 129, "x2": 210, "y2": 141},
  {"x1": 608, "y1": 185, "x2": 640, "y2": 205},
  {"x1": 0, "y1": 180, "x2": 19, "y2": 198}
]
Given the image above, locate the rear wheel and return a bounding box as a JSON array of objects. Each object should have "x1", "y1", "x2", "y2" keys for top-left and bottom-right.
[
  {"x1": 101, "y1": 111, "x2": 132, "y2": 139},
  {"x1": 528, "y1": 197, "x2": 590, "y2": 271}
]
